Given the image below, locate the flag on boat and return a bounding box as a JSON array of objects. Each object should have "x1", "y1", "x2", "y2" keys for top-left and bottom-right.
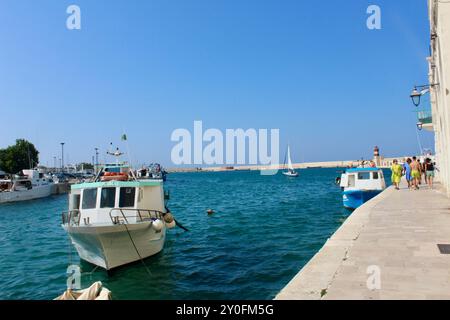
[{"x1": 121, "y1": 134, "x2": 127, "y2": 141}]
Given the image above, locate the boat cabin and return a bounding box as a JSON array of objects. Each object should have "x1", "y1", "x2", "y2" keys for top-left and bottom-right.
[
  {"x1": 69, "y1": 180, "x2": 165, "y2": 225},
  {"x1": 339, "y1": 168, "x2": 386, "y2": 191},
  {"x1": 0, "y1": 169, "x2": 51, "y2": 192}
]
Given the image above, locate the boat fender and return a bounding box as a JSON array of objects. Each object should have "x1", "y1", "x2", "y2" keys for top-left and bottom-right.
[
  {"x1": 152, "y1": 219, "x2": 164, "y2": 232},
  {"x1": 335, "y1": 177, "x2": 341, "y2": 185},
  {"x1": 163, "y1": 212, "x2": 174, "y2": 224},
  {"x1": 166, "y1": 220, "x2": 176, "y2": 229}
]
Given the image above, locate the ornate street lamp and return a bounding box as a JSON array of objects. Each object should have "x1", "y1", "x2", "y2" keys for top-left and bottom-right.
[
  {"x1": 410, "y1": 87, "x2": 422, "y2": 107},
  {"x1": 417, "y1": 121, "x2": 423, "y2": 131},
  {"x1": 410, "y1": 83, "x2": 439, "y2": 107}
]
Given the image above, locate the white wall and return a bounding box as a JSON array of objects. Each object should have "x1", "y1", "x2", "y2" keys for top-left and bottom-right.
[{"x1": 429, "y1": 0, "x2": 450, "y2": 196}]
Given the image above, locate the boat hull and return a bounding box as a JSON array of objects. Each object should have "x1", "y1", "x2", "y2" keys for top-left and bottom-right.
[
  {"x1": 63, "y1": 222, "x2": 166, "y2": 270},
  {"x1": 343, "y1": 189, "x2": 382, "y2": 210},
  {"x1": 0, "y1": 184, "x2": 53, "y2": 204},
  {"x1": 282, "y1": 171, "x2": 299, "y2": 177}
]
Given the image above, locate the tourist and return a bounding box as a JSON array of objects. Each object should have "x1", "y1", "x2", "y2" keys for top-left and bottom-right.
[
  {"x1": 422, "y1": 159, "x2": 428, "y2": 185},
  {"x1": 402, "y1": 158, "x2": 412, "y2": 189},
  {"x1": 410, "y1": 156, "x2": 421, "y2": 190},
  {"x1": 369, "y1": 161, "x2": 376, "y2": 168},
  {"x1": 391, "y1": 159, "x2": 402, "y2": 190},
  {"x1": 424, "y1": 158, "x2": 435, "y2": 189}
]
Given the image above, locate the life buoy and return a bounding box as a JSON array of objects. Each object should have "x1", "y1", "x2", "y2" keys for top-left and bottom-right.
[{"x1": 101, "y1": 172, "x2": 128, "y2": 181}]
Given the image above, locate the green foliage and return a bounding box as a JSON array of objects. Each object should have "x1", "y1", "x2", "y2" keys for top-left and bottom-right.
[
  {"x1": 76, "y1": 162, "x2": 94, "y2": 171},
  {"x1": 0, "y1": 139, "x2": 39, "y2": 174}
]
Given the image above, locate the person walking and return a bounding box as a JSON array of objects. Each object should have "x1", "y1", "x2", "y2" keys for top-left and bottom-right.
[
  {"x1": 424, "y1": 158, "x2": 435, "y2": 189},
  {"x1": 391, "y1": 159, "x2": 402, "y2": 190},
  {"x1": 410, "y1": 156, "x2": 421, "y2": 190},
  {"x1": 402, "y1": 158, "x2": 412, "y2": 189},
  {"x1": 422, "y1": 159, "x2": 428, "y2": 185}
]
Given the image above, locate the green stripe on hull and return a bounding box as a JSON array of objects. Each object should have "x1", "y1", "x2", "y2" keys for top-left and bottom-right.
[{"x1": 71, "y1": 180, "x2": 163, "y2": 190}]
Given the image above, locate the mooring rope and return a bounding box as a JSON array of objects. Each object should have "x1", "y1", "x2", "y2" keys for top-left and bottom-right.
[{"x1": 122, "y1": 222, "x2": 153, "y2": 278}]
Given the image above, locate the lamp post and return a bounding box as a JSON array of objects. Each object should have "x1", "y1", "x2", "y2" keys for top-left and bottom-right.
[
  {"x1": 410, "y1": 84, "x2": 439, "y2": 107},
  {"x1": 60, "y1": 142, "x2": 65, "y2": 172},
  {"x1": 95, "y1": 148, "x2": 99, "y2": 173}
]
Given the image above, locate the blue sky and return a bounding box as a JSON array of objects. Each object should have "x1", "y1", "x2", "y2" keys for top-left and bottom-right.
[{"x1": 0, "y1": 0, "x2": 434, "y2": 167}]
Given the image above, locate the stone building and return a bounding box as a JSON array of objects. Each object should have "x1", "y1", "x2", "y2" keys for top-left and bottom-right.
[{"x1": 427, "y1": 1, "x2": 450, "y2": 196}]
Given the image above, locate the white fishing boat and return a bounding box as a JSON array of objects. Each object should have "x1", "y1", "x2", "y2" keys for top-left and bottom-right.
[
  {"x1": 0, "y1": 169, "x2": 54, "y2": 204},
  {"x1": 282, "y1": 145, "x2": 299, "y2": 177},
  {"x1": 338, "y1": 167, "x2": 386, "y2": 210},
  {"x1": 61, "y1": 149, "x2": 177, "y2": 270}
]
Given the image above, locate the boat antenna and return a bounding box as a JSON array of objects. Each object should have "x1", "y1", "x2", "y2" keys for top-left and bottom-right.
[{"x1": 106, "y1": 142, "x2": 125, "y2": 165}]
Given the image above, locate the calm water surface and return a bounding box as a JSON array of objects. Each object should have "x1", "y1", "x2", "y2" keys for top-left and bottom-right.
[{"x1": 0, "y1": 168, "x2": 390, "y2": 299}]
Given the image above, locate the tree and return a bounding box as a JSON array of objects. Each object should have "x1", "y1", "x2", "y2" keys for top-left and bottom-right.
[
  {"x1": 0, "y1": 139, "x2": 39, "y2": 174},
  {"x1": 76, "y1": 162, "x2": 94, "y2": 171}
]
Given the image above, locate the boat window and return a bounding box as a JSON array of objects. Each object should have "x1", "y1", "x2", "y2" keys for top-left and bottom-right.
[
  {"x1": 119, "y1": 187, "x2": 135, "y2": 208},
  {"x1": 372, "y1": 172, "x2": 379, "y2": 180},
  {"x1": 100, "y1": 187, "x2": 116, "y2": 208},
  {"x1": 348, "y1": 174, "x2": 355, "y2": 187},
  {"x1": 71, "y1": 194, "x2": 81, "y2": 210},
  {"x1": 358, "y1": 172, "x2": 371, "y2": 180},
  {"x1": 82, "y1": 188, "x2": 97, "y2": 209}
]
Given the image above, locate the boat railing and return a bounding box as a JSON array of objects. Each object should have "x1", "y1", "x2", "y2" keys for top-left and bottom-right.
[
  {"x1": 108, "y1": 208, "x2": 164, "y2": 225},
  {"x1": 62, "y1": 209, "x2": 81, "y2": 226}
]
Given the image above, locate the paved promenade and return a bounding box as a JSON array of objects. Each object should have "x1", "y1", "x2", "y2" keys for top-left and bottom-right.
[{"x1": 276, "y1": 180, "x2": 450, "y2": 300}]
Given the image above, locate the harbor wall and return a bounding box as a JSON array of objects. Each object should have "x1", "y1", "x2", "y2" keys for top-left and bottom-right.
[
  {"x1": 52, "y1": 183, "x2": 70, "y2": 195},
  {"x1": 167, "y1": 157, "x2": 409, "y2": 173}
]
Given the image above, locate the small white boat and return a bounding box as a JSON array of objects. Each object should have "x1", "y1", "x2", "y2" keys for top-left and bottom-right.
[
  {"x1": 282, "y1": 145, "x2": 299, "y2": 177},
  {"x1": 61, "y1": 149, "x2": 177, "y2": 270},
  {"x1": 338, "y1": 167, "x2": 386, "y2": 210},
  {"x1": 0, "y1": 169, "x2": 54, "y2": 204}
]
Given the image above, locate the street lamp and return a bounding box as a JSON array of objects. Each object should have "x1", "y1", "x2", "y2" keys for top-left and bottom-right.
[
  {"x1": 417, "y1": 121, "x2": 423, "y2": 131},
  {"x1": 60, "y1": 142, "x2": 65, "y2": 172},
  {"x1": 410, "y1": 84, "x2": 439, "y2": 107},
  {"x1": 410, "y1": 87, "x2": 423, "y2": 107}
]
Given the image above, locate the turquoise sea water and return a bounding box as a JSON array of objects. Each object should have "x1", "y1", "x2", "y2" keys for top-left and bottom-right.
[{"x1": 0, "y1": 168, "x2": 390, "y2": 300}]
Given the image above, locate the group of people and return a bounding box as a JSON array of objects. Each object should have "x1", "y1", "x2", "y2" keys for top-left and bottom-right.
[{"x1": 391, "y1": 157, "x2": 436, "y2": 190}]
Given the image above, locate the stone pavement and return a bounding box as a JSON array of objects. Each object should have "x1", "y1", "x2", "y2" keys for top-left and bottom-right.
[{"x1": 275, "y1": 180, "x2": 450, "y2": 300}]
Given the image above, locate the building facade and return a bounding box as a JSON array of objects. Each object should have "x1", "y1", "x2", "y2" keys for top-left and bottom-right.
[{"x1": 428, "y1": 0, "x2": 450, "y2": 195}]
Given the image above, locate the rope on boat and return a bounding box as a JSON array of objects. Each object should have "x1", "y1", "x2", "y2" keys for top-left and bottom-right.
[{"x1": 122, "y1": 223, "x2": 153, "y2": 278}]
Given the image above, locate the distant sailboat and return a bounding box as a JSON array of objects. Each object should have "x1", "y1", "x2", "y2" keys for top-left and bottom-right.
[{"x1": 282, "y1": 145, "x2": 299, "y2": 177}]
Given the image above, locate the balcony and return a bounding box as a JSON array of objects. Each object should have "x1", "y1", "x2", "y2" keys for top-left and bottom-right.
[{"x1": 417, "y1": 110, "x2": 433, "y2": 131}]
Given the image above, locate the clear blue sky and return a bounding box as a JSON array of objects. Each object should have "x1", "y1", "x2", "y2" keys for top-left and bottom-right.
[{"x1": 0, "y1": 0, "x2": 434, "y2": 167}]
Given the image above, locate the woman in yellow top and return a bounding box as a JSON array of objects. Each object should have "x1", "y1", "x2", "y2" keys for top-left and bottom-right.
[{"x1": 391, "y1": 159, "x2": 402, "y2": 190}]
